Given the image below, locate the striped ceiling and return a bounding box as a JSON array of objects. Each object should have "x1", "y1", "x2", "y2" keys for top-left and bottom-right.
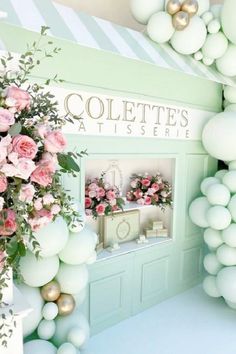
[{"x1": 0, "y1": 0, "x2": 235, "y2": 87}]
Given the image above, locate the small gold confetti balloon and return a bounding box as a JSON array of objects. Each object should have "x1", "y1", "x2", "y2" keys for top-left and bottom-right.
[
  {"x1": 172, "y1": 11, "x2": 190, "y2": 31},
  {"x1": 166, "y1": 0, "x2": 182, "y2": 15},
  {"x1": 181, "y1": 0, "x2": 199, "y2": 17},
  {"x1": 56, "y1": 293, "x2": 75, "y2": 316},
  {"x1": 41, "y1": 280, "x2": 61, "y2": 302}
]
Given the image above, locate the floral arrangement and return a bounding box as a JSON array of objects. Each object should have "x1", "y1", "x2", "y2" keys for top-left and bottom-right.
[
  {"x1": 0, "y1": 27, "x2": 84, "y2": 299},
  {"x1": 126, "y1": 172, "x2": 172, "y2": 210},
  {"x1": 85, "y1": 174, "x2": 124, "y2": 218}
]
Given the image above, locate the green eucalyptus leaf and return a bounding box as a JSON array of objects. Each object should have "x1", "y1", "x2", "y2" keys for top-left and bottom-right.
[
  {"x1": 58, "y1": 153, "x2": 80, "y2": 172},
  {"x1": 8, "y1": 122, "x2": 22, "y2": 136}
]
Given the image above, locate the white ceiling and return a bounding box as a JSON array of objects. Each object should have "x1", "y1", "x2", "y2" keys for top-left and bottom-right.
[{"x1": 54, "y1": 0, "x2": 223, "y2": 31}]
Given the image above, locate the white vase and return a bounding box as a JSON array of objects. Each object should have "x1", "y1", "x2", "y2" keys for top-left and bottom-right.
[{"x1": 0, "y1": 268, "x2": 13, "y2": 308}]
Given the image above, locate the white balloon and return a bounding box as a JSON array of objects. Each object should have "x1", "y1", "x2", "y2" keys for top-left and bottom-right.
[
  {"x1": 223, "y1": 171, "x2": 236, "y2": 193},
  {"x1": 202, "y1": 57, "x2": 214, "y2": 66},
  {"x1": 202, "y1": 112, "x2": 236, "y2": 161},
  {"x1": 130, "y1": 0, "x2": 165, "y2": 24},
  {"x1": 201, "y1": 11, "x2": 213, "y2": 25},
  {"x1": 207, "y1": 19, "x2": 221, "y2": 34},
  {"x1": 42, "y1": 302, "x2": 59, "y2": 321},
  {"x1": 221, "y1": 0, "x2": 236, "y2": 45},
  {"x1": 203, "y1": 253, "x2": 223, "y2": 275},
  {"x1": 203, "y1": 275, "x2": 221, "y2": 297},
  {"x1": 210, "y1": 4, "x2": 222, "y2": 19},
  {"x1": 57, "y1": 343, "x2": 77, "y2": 354},
  {"x1": 202, "y1": 32, "x2": 228, "y2": 60},
  {"x1": 216, "y1": 266, "x2": 236, "y2": 302},
  {"x1": 229, "y1": 161, "x2": 236, "y2": 170},
  {"x1": 227, "y1": 195, "x2": 236, "y2": 222},
  {"x1": 194, "y1": 51, "x2": 203, "y2": 61},
  {"x1": 225, "y1": 104, "x2": 236, "y2": 112},
  {"x1": 147, "y1": 12, "x2": 174, "y2": 44},
  {"x1": 224, "y1": 86, "x2": 236, "y2": 104},
  {"x1": 55, "y1": 263, "x2": 88, "y2": 294},
  {"x1": 189, "y1": 197, "x2": 210, "y2": 228},
  {"x1": 200, "y1": 177, "x2": 220, "y2": 195},
  {"x1": 30, "y1": 217, "x2": 69, "y2": 258},
  {"x1": 222, "y1": 224, "x2": 236, "y2": 247},
  {"x1": 37, "y1": 319, "x2": 56, "y2": 340},
  {"x1": 86, "y1": 251, "x2": 97, "y2": 265},
  {"x1": 197, "y1": 0, "x2": 210, "y2": 16},
  {"x1": 171, "y1": 16, "x2": 207, "y2": 55},
  {"x1": 24, "y1": 340, "x2": 57, "y2": 354},
  {"x1": 73, "y1": 288, "x2": 87, "y2": 309},
  {"x1": 204, "y1": 228, "x2": 223, "y2": 249},
  {"x1": 206, "y1": 183, "x2": 230, "y2": 206},
  {"x1": 67, "y1": 327, "x2": 86, "y2": 348},
  {"x1": 216, "y1": 244, "x2": 236, "y2": 266},
  {"x1": 225, "y1": 300, "x2": 236, "y2": 310},
  {"x1": 215, "y1": 170, "x2": 228, "y2": 181},
  {"x1": 59, "y1": 227, "x2": 97, "y2": 265},
  {"x1": 216, "y1": 44, "x2": 236, "y2": 77},
  {"x1": 15, "y1": 283, "x2": 44, "y2": 337},
  {"x1": 206, "y1": 206, "x2": 231, "y2": 230},
  {"x1": 53, "y1": 311, "x2": 90, "y2": 348},
  {"x1": 19, "y1": 251, "x2": 59, "y2": 287}
]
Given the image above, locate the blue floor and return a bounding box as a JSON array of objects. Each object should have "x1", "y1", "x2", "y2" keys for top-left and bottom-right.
[{"x1": 83, "y1": 286, "x2": 236, "y2": 354}]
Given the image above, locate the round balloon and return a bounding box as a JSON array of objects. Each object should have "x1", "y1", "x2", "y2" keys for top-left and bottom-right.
[
  {"x1": 225, "y1": 300, "x2": 236, "y2": 310},
  {"x1": 196, "y1": 0, "x2": 210, "y2": 15},
  {"x1": 216, "y1": 244, "x2": 236, "y2": 266},
  {"x1": 221, "y1": 0, "x2": 236, "y2": 45},
  {"x1": 202, "y1": 57, "x2": 214, "y2": 66},
  {"x1": 206, "y1": 206, "x2": 231, "y2": 230},
  {"x1": 30, "y1": 217, "x2": 69, "y2": 258},
  {"x1": 229, "y1": 161, "x2": 236, "y2": 170},
  {"x1": 59, "y1": 227, "x2": 97, "y2": 265},
  {"x1": 130, "y1": 0, "x2": 165, "y2": 24},
  {"x1": 73, "y1": 288, "x2": 87, "y2": 309},
  {"x1": 55, "y1": 263, "x2": 88, "y2": 295},
  {"x1": 42, "y1": 302, "x2": 59, "y2": 321},
  {"x1": 53, "y1": 311, "x2": 89, "y2": 348},
  {"x1": 15, "y1": 283, "x2": 44, "y2": 337},
  {"x1": 41, "y1": 280, "x2": 61, "y2": 302},
  {"x1": 203, "y1": 275, "x2": 221, "y2": 297},
  {"x1": 57, "y1": 343, "x2": 77, "y2": 354},
  {"x1": 224, "y1": 86, "x2": 236, "y2": 104},
  {"x1": 210, "y1": 4, "x2": 222, "y2": 19},
  {"x1": 201, "y1": 11, "x2": 213, "y2": 25},
  {"x1": 223, "y1": 171, "x2": 236, "y2": 193},
  {"x1": 215, "y1": 170, "x2": 228, "y2": 181},
  {"x1": 216, "y1": 44, "x2": 236, "y2": 77},
  {"x1": 200, "y1": 177, "x2": 220, "y2": 195},
  {"x1": 222, "y1": 223, "x2": 236, "y2": 247},
  {"x1": 204, "y1": 228, "x2": 223, "y2": 249},
  {"x1": 207, "y1": 19, "x2": 221, "y2": 34},
  {"x1": 19, "y1": 251, "x2": 59, "y2": 287},
  {"x1": 203, "y1": 253, "x2": 223, "y2": 275},
  {"x1": 216, "y1": 266, "x2": 236, "y2": 302},
  {"x1": 24, "y1": 340, "x2": 57, "y2": 354},
  {"x1": 189, "y1": 197, "x2": 210, "y2": 228},
  {"x1": 202, "y1": 32, "x2": 228, "y2": 60},
  {"x1": 227, "y1": 195, "x2": 236, "y2": 222},
  {"x1": 225, "y1": 104, "x2": 236, "y2": 112},
  {"x1": 37, "y1": 319, "x2": 56, "y2": 340},
  {"x1": 206, "y1": 183, "x2": 230, "y2": 206},
  {"x1": 171, "y1": 16, "x2": 207, "y2": 55},
  {"x1": 202, "y1": 112, "x2": 236, "y2": 161},
  {"x1": 147, "y1": 12, "x2": 174, "y2": 44},
  {"x1": 57, "y1": 293, "x2": 75, "y2": 316},
  {"x1": 67, "y1": 327, "x2": 86, "y2": 349}
]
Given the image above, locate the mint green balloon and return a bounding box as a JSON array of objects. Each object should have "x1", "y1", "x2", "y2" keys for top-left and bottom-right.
[
  {"x1": 221, "y1": 0, "x2": 236, "y2": 45},
  {"x1": 204, "y1": 228, "x2": 223, "y2": 249},
  {"x1": 217, "y1": 266, "x2": 236, "y2": 302},
  {"x1": 222, "y1": 223, "x2": 236, "y2": 247},
  {"x1": 206, "y1": 206, "x2": 231, "y2": 230},
  {"x1": 216, "y1": 244, "x2": 236, "y2": 266},
  {"x1": 147, "y1": 12, "x2": 174, "y2": 44},
  {"x1": 224, "y1": 86, "x2": 236, "y2": 104},
  {"x1": 223, "y1": 171, "x2": 236, "y2": 193},
  {"x1": 206, "y1": 183, "x2": 230, "y2": 206},
  {"x1": 189, "y1": 197, "x2": 210, "y2": 228},
  {"x1": 202, "y1": 32, "x2": 228, "y2": 60},
  {"x1": 227, "y1": 195, "x2": 236, "y2": 222},
  {"x1": 216, "y1": 44, "x2": 236, "y2": 77},
  {"x1": 225, "y1": 104, "x2": 236, "y2": 112},
  {"x1": 57, "y1": 343, "x2": 77, "y2": 354},
  {"x1": 203, "y1": 275, "x2": 221, "y2": 298}
]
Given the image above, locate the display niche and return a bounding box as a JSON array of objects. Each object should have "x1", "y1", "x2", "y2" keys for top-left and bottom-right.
[{"x1": 85, "y1": 157, "x2": 175, "y2": 260}]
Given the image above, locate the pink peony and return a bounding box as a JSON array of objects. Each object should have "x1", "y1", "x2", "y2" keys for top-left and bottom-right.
[
  {"x1": 106, "y1": 190, "x2": 116, "y2": 200},
  {"x1": 0, "y1": 108, "x2": 15, "y2": 132},
  {"x1": 34, "y1": 198, "x2": 43, "y2": 211},
  {"x1": 137, "y1": 198, "x2": 145, "y2": 205},
  {"x1": 14, "y1": 158, "x2": 36, "y2": 180},
  {"x1": 5, "y1": 86, "x2": 30, "y2": 112},
  {"x1": 31, "y1": 160, "x2": 56, "y2": 187},
  {"x1": 97, "y1": 187, "x2": 105, "y2": 198},
  {"x1": 126, "y1": 191, "x2": 133, "y2": 201},
  {"x1": 0, "y1": 173, "x2": 7, "y2": 193},
  {"x1": 19, "y1": 184, "x2": 35, "y2": 203},
  {"x1": 144, "y1": 196, "x2": 152, "y2": 205},
  {"x1": 37, "y1": 124, "x2": 49, "y2": 139},
  {"x1": 0, "y1": 135, "x2": 12, "y2": 165},
  {"x1": 88, "y1": 190, "x2": 97, "y2": 198},
  {"x1": 141, "y1": 179, "x2": 151, "y2": 187},
  {"x1": 151, "y1": 183, "x2": 160, "y2": 192},
  {"x1": 130, "y1": 179, "x2": 140, "y2": 188},
  {"x1": 44, "y1": 130, "x2": 67, "y2": 153},
  {"x1": 133, "y1": 189, "x2": 143, "y2": 199},
  {"x1": 85, "y1": 197, "x2": 92, "y2": 208},
  {"x1": 147, "y1": 188, "x2": 155, "y2": 196},
  {"x1": 96, "y1": 203, "x2": 106, "y2": 215},
  {"x1": 0, "y1": 209, "x2": 17, "y2": 236},
  {"x1": 41, "y1": 152, "x2": 58, "y2": 164},
  {"x1": 43, "y1": 194, "x2": 55, "y2": 205},
  {"x1": 12, "y1": 135, "x2": 38, "y2": 159},
  {"x1": 51, "y1": 204, "x2": 61, "y2": 215},
  {"x1": 88, "y1": 183, "x2": 98, "y2": 191}
]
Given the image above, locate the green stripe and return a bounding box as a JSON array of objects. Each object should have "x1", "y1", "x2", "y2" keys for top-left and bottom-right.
[
  {"x1": 113, "y1": 25, "x2": 155, "y2": 63},
  {"x1": 78, "y1": 12, "x2": 119, "y2": 53},
  {"x1": 179, "y1": 53, "x2": 209, "y2": 78},
  {"x1": 1, "y1": 0, "x2": 21, "y2": 26},
  {"x1": 33, "y1": 0, "x2": 76, "y2": 41},
  {"x1": 148, "y1": 40, "x2": 183, "y2": 72}
]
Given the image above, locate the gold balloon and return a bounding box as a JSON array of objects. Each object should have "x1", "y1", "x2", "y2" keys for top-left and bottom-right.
[
  {"x1": 41, "y1": 280, "x2": 61, "y2": 302},
  {"x1": 56, "y1": 293, "x2": 75, "y2": 316},
  {"x1": 181, "y1": 0, "x2": 199, "y2": 17},
  {"x1": 166, "y1": 0, "x2": 182, "y2": 15},
  {"x1": 172, "y1": 11, "x2": 190, "y2": 31}
]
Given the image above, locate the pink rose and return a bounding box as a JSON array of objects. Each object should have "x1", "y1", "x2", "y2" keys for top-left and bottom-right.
[
  {"x1": 31, "y1": 160, "x2": 56, "y2": 187},
  {"x1": 0, "y1": 135, "x2": 12, "y2": 165},
  {"x1": 12, "y1": 135, "x2": 38, "y2": 159},
  {"x1": 34, "y1": 198, "x2": 43, "y2": 211},
  {"x1": 97, "y1": 187, "x2": 105, "y2": 198},
  {"x1": 141, "y1": 179, "x2": 151, "y2": 187},
  {"x1": 51, "y1": 204, "x2": 61, "y2": 215},
  {"x1": 130, "y1": 179, "x2": 140, "y2": 188},
  {"x1": 37, "y1": 208, "x2": 53, "y2": 220},
  {"x1": 41, "y1": 152, "x2": 58, "y2": 164},
  {"x1": 126, "y1": 191, "x2": 133, "y2": 201},
  {"x1": 144, "y1": 196, "x2": 152, "y2": 205},
  {"x1": 137, "y1": 198, "x2": 145, "y2": 205},
  {"x1": 112, "y1": 205, "x2": 119, "y2": 211},
  {"x1": 106, "y1": 190, "x2": 116, "y2": 200},
  {"x1": 133, "y1": 189, "x2": 143, "y2": 199},
  {"x1": 19, "y1": 184, "x2": 35, "y2": 203},
  {"x1": 88, "y1": 183, "x2": 98, "y2": 191},
  {"x1": 43, "y1": 194, "x2": 55, "y2": 205},
  {"x1": 14, "y1": 158, "x2": 36, "y2": 180},
  {"x1": 96, "y1": 203, "x2": 106, "y2": 215},
  {"x1": 0, "y1": 209, "x2": 17, "y2": 236},
  {"x1": 147, "y1": 188, "x2": 155, "y2": 196},
  {"x1": 44, "y1": 130, "x2": 67, "y2": 153},
  {"x1": 85, "y1": 209, "x2": 92, "y2": 216},
  {"x1": 85, "y1": 197, "x2": 92, "y2": 208},
  {"x1": 151, "y1": 183, "x2": 160, "y2": 192},
  {"x1": 37, "y1": 124, "x2": 49, "y2": 139},
  {"x1": 0, "y1": 108, "x2": 15, "y2": 132},
  {"x1": 0, "y1": 173, "x2": 7, "y2": 193},
  {"x1": 88, "y1": 190, "x2": 97, "y2": 198},
  {"x1": 6, "y1": 86, "x2": 30, "y2": 112},
  {"x1": 153, "y1": 194, "x2": 159, "y2": 202}
]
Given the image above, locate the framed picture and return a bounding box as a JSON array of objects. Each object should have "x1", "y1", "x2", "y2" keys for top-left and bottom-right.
[{"x1": 101, "y1": 209, "x2": 140, "y2": 247}]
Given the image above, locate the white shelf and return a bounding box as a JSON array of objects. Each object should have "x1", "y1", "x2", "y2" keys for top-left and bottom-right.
[{"x1": 95, "y1": 237, "x2": 172, "y2": 262}]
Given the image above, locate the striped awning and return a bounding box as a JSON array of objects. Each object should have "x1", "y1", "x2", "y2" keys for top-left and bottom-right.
[{"x1": 1, "y1": 0, "x2": 236, "y2": 87}]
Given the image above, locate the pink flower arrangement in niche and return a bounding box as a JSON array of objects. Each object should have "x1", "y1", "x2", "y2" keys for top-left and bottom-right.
[
  {"x1": 126, "y1": 173, "x2": 172, "y2": 210},
  {"x1": 85, "y1": 174, "x2": 124, "y2": 218}
]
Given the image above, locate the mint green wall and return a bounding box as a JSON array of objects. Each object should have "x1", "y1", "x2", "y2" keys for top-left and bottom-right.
[{"x1": 0, "y1": 22, "x2": 221, "y2": 334}]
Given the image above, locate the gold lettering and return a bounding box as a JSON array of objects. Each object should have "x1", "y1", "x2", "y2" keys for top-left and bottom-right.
[
  {"x1": 152, "y1": 105, "x2": 165, "y2": 125},
  {"x1": 64, "y1": 93, "x2": 84, "y2": 119},
  {"x1": 137, "y1": 103, "x2": 151, "y2": 124},
  {"x1": 97, "y1": 122, "x2": 104, "y2": 133},
  {"x1": 180, "y1": 109, "x2": 189, "y2": 127},
  {"x1": 123, "y1": 101, "x2": 136, "y2": 122},
  {"x1": 86, "y1": 96, "x2": 104, "y2": 119},
  {"x1": 166, "y1": 108, "x2": 177, "y2": 126},
  {"x1": 107, "y1": 98, "x2": 120, "y2": 121},
  {"x1": 78, "y1": 121, "x2": 86, "y2": 132}
]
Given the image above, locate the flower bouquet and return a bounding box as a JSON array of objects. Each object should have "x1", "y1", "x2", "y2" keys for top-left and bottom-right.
[
  {"x1": 126, "y1": 172, "x2": 172, "y2": 210},
  {"x1": 85, "y1": 174, "x2": 124, "y2": 218}
]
